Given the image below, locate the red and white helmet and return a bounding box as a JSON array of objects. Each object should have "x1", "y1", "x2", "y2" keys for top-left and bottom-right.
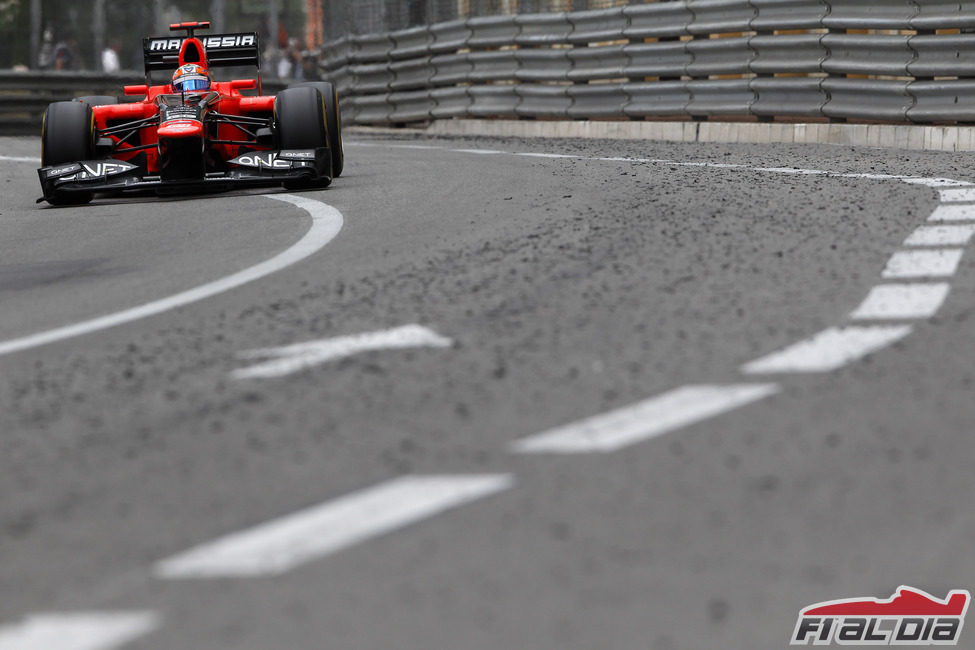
[{"x1": 172, "y1": 63, "x2": 210, "y2": 92}]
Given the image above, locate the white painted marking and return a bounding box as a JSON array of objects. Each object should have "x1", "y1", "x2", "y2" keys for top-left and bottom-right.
[
  {"x1": 0, "y1": 612, "x2": 159, "y2": 650},
  {"x1": 233, "y1": 324, "x2": 453, "y2": 379},
  {"x1": 881, "y1": 249, "x2": 964, "y2": 279},
  {"x1": 901, "y1": 178, "x2": 974, "y2": 188},
  {"x1": 594, "y1": 156, "x2": 655, "y2": 163},
  {"x1": 451, "y1": 148, "x2": 503, "y2": 155},
  {"x1": 742, "y1": 326, "x2": 913, "y2": 374},
  {"x1": 510, "y1": 384, "x2": 779, "y2": 454},
  {"x1": 850, "y1": 283, "x2": 951, "y2": 320},
  {"x1": 939, "y1": 187, "x2": 975, "y2": 203},
  {"x1": 515, "y1": 152, "x2": 579, "y2": 159},
  {"x1": 904, "y1": 225, "x2": 975, "y2": 247},
  {"x1": 928, "y1": 204, "x2": 975, "y2": 222},
  {"x1": 156, "y1": 474, "x2": 513, "y2": 578},
  {"x1": 0, "y1": 194, "x2": 343, "y2": 357},
  {"x1": 0, "y1": 155, "x2": 41, "y2": 164},
  {"x1": 835, "y1": 172, "x2": 907, "y2": 181},
  {"x1": 753, "y1": 167, "x2": 828, "y2": 176}
]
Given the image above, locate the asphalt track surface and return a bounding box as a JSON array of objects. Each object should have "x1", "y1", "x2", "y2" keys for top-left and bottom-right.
[{"x1": 1, "y1": 133, "x2": 975, "y2": 649}]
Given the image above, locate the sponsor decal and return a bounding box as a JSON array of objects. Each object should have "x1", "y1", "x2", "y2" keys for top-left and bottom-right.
[
  {"x1": 148, "y1": 34, "x2": 256, "y2": 53},
  {"x1": 230, "y1": 152, "x2": 299, "y2": 169},
  {"x1": 50, "y1": 160, "x2": 136, "y2": 182},
  {"x1": 158, "y1": 119, "x2": 203, "y2": 137},
  {"x1": 792, "y1": 586, "x2": 970, "y2": 646},
  {"x1": 277, "y1": 150, "x2": 316, "y2": 161},
  {"x1": 162, "y1": 107, "x2": 202, "y2": 121},
  {"x1": 44, "y1": 163, "x2": 81, "y2": 178}
]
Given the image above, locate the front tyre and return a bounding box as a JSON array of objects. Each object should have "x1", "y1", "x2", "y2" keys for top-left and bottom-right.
[
  {"x1": 290, "y1": 81, "x2": 344, "y2": 178},
  {"x1": 41, "y1": 101, "x2": 95, "y2": 206},
  {"x1": 275, "y1": 86, "x2": 331, "y2": 190}
]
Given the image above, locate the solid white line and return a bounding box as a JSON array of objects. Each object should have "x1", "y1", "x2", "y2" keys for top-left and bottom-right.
[
  {"x1": 233, "y1": 324, "x2": 453, "y2": 379},
  {"x1": 0, "y1": 155, "x2": 41, "y2": 164},
  {"x1": 0, "y1": 612, "x2": 159, "y2": 650},
  {"x1": 451, "y1": 148, "x2": 504, "y2": 155},
  {"x1": 593, "y1": 156, "x2": 655, "y2": 163},
  {"x1": 835, "y1": 172, "x2": 907, "y2": 181},
  {"x1": 939, "y1": 187, "x2": 975, "y2": 203},
  {"x1": 928, "y1": 204, "x2": 975, "y2": 222},
  {"x1": 901, "y1": 178, "x2": 974, "y2": 188},
  {"x1": 510, "y1": 384, "x2": 779, "y2": 454},
  {"x1": 881, "y1": 249, "x2": 964, "y2": 279},
  {"x1": 741, "y1": 326, "x2": 913, "y2": 374},
  {"x1": 850, "y1": 283, "x2": 951, "y2": 320},
  {"x1": 904, "y1": 225, "x2": 975, "y2": 247},
  {"x1": 155, "y1": 474, "x2": 513, "y2": 579},
  {"x1": 753, "y1": 167, "x2": 828, "y2": 175},
  {"x1": 0, "y1": 194, "x2": 343, "y2": 357},
  {"x1": 515, "y1": 152, "x2": 579, "y2": 159}
]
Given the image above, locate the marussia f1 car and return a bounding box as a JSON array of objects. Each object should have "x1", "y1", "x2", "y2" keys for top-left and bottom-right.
[{"x1": 37, "y1": 21, "x2": 342, "y2": 206}]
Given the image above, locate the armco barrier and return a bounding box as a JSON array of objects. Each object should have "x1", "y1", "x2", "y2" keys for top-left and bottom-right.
[
  {"x1": 312, "y1": 0, "x2": 975, "y2": 127},
  {"x1": 7, "y1": 1, "x2": 975, "y2": 132}
]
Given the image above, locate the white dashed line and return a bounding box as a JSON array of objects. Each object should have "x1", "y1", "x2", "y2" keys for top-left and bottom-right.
[
  {"x1": 510, "y1": 384, "x2": 779, "y2": 454},
  {"x1": 742, "y1": 326, "x2": 913, "y2": 374},
  {"x1": 939, "y1": 188, "x2": 975, "y2": 202},
  {"x1": 0, "y1": 194, "x2": 343, "y2": 357},
  {"x1": 155, "y1": 475, "x2": 513, "y2": 579},
  {"x1": 928, "y1": 204, "x2": 975, "y2": 222},
  {"x1": 881, "y1": 249, "x2": 964, "y2": 279},
  {"x1": 901, "y1": 178, "x2": 973, "y2": 188},
  {"x1": 233, "y1": 324, "x2": 453, "y2": 380},
  {"x1": 850, "y1": 283, "x2": 951, "y2": 320},
  {"x1": 904, "y1": 225, "x2": 975, "y2": 247},
  {"x1": 835, "y1": 172, "x2": 907, "y2": 181},
  {"x1": 0, "y1": 612, "x2": 160, "y2": 650}
]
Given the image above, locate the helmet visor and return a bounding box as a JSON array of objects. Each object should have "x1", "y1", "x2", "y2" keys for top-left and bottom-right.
[{"x1": 176, "y1": 77, "x2": 210, "y2": 91}]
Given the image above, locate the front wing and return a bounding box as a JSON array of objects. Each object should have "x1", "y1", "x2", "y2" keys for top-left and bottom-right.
[{"x1": 37, "y1": 148, "x2": 332, "y2": 203}]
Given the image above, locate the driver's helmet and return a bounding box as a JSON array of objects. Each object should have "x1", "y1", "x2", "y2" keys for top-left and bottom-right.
[{"x1": 172, "y1": 63, "x2": 211, "y2": 92}]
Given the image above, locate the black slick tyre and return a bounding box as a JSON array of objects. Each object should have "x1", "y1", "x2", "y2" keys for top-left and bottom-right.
[
  {"x1": 42, "y1": 101, "x2": 95, "y2": 206},
  {"x1": 275, "y1": 86, "x2": 330, "y2": 189},
  {"x1": 290, "y1": 81, "x2": 344, "y2": 177}
]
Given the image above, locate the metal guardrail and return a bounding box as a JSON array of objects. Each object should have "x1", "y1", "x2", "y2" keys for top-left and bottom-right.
[
  {"x1": 314, "y1": 0, "x2": 975, "y2": 126},
  {"x1": 0, "y1": 71, "x2": 144, "y2": 133},
  {"x1": 5, "y1": 1, "x2": 975, "y2": 133}
]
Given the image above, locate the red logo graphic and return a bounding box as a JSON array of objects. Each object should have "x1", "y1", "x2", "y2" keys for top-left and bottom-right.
[{"x1": 792, "y1": 586, "x2": 970, "y2": 645}]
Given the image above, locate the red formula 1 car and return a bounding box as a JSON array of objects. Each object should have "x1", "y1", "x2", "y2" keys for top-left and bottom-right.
[{"x1": 38, "y1": 21, "x2": 342, "y2": 206}]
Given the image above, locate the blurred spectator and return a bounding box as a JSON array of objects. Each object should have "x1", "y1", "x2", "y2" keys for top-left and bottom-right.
[
  {"x1": 300, "y1": 51, "x2": 320, "y2": 81},
  {"x1": 276, "y1": 50, "x2": 293, "y2": 79},
  {"x1": 101, "y1": 39, "x2": 121, "y2": 73},
  {"x1": 289, "y1": 39, "x2": 304, "y2": 80},
  {"x1": 54, "y1": 36, "x2": 79, "y2": 70},
  {"x1": 277, "y1": 13, "x2": 289, "y2": 50},
  {"x1": 37, "y1": 29, "x2": 55, "y2": 70}
]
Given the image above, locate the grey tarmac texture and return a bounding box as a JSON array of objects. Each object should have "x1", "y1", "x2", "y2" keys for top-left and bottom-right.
[{"x1": 0, "y1": 134, "x2": 973, "y2": 649}]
